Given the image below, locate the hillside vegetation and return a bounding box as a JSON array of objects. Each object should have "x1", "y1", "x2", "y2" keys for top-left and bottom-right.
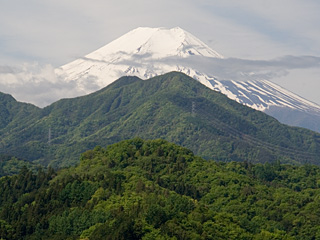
[
  {"x1": 0, "y1": 155, "x2": 41, "y2": 177},
  {"x1": 1, "y1": 72, "x2": 320, "y2": 168},
  {"x1": 1, "y1": 138, "x2": 320, "y2": 239}
]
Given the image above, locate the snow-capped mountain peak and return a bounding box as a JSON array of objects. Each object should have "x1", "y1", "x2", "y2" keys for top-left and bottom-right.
[
  {"x1": 56, "y1": 27, "x2": 320, "y2": 132},
  {"x1": 56, "y1": 27, "x2": 223, "y2": 91},
  {"x1": 87, "y1": 27, "x2": 223, "y2": 60}
]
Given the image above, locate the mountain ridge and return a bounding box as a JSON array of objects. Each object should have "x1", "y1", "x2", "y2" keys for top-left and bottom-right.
[{"x1": 1, "y1": 72, "x2": 320, "y2": 167}]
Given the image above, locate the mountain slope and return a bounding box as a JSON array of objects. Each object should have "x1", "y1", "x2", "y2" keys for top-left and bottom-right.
[
  {"x1": 1, "y1": 72, "x2": 320, "y2": 167},
  {"x1": 0, "y1": 92, "x2": 40, "y2": 130},
  {"x1": 56, "y1": 27, "x2": 320, "y2": 132},
  {"x1": 211, "y1": 79, "x2": 320, "y2": 132}
]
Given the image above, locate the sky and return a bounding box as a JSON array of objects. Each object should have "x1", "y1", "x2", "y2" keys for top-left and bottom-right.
[{"x1": 0, "y1": 0, "x2": 320, "y2": 107}]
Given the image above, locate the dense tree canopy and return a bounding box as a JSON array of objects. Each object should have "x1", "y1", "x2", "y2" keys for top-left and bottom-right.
[
  {"x1": 0, "y1": 155, "x2": 41, "y2": 177},
  {"x1": 1, "y1": 138, "x2": 320, "y2": 239}
]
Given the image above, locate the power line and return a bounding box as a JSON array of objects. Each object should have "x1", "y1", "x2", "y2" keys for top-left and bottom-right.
[
  {"x1": 193, "y1": 102, "x2": 318, "y2": 162},
  {"x1": 48, "y1": 127, "x2": 52, "y2": 145},
  {"x1": 192, "y1": 101, "x2": 196, "y2": 117}
]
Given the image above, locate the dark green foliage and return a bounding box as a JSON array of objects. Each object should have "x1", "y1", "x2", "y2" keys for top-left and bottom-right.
[
  {"x1": 0, "y1": 155, "x2": 41, "y2": 177},
  {"x1": 59, "y1": 180, "x2": 99, "y2": 206},
  {"x1": 1, "y1": 138, "x2": 320, "y2": 239},
  {"x1": 48, "y1": 208, "x2": 108, "y2": 237},
  {"x1": 0, "y1": 92, "x2": 40, "y2": 129},
  {"x1": 1, "y1": 72, "x2": 320, "y2": 168}
]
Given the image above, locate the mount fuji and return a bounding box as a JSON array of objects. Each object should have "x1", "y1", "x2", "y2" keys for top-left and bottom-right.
[{"x1": 56, "y1": 27, "x2": 320, "y2": 132}]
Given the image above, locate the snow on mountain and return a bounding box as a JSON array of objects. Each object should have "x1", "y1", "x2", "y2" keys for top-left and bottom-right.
[
  {"x1": 209, "y1": 79, "x2": 320, "y2": 114},
  {"x1": 56, "y1": 27, "x2": 222, "y2": 92},
  {"x1": 56, "y1": 27, "x2": 320, "y2": 130}
]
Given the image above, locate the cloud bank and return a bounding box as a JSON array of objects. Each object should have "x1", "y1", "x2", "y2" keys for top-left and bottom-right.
[
  {"x1": 178, "y1": 55, "x2": 320, "y2": 81},
  {"x1": 1, "y1": 55, "x2": 319, "y2": 107},
  {"x1": 116, "y1": 53, "x2": 320, "y2": 81},
  {"x1": 0, "y1": 63, "x2": 86, "y2": 107}
]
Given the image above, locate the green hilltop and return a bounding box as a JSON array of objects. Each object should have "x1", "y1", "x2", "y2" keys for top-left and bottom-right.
[
  {"x1": 1, "y1": 72, "x2": 320, "y2": 168},
  {"x1": 1, "y1": 138, "x2": 320, "y2": 239}
]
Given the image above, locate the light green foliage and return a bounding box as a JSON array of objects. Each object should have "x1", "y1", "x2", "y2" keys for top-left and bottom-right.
[{"x1": 1, "y1": 138, "x2": 320, "y2": 239}]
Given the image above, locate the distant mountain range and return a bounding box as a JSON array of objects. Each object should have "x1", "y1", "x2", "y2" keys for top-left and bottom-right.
[
  {"x1": 1, "y1": 72, "x2": 320, "y2": 168},
  {"x1": 55, "y1": 27, "x2": 320, "y2": 132}
]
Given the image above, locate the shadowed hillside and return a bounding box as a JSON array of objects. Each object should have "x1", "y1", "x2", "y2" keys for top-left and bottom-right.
[{"x1": 1, "y1": 72, "x2": 320, "y2": 167}]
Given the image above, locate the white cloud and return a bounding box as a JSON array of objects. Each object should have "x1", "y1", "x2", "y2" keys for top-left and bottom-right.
[
  {"x1": 115, "y1": 53, "x2": 320, "y2": 81},
  {"x1": 0, "y1": 63, "x2": 86, "y2": 107},
  {"x1": 1, "y1": 54, "x2": 320, "y2": 107}
]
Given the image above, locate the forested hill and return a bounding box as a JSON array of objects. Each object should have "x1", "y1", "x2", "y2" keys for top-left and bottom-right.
[
  {"x1": 1, "y1": 72, "x2": 320, "y2": 167},
  {"x1": 1, "y1": 138, "x2": 320, "y2": 239},
  {"x1": 0, "y1": 91, "x2": 40, "y2": 129}
]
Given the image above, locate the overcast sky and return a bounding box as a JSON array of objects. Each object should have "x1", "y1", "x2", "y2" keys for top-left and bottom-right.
[{"x1": 0, "y1": 0, "x2": 320, "y2": 106}]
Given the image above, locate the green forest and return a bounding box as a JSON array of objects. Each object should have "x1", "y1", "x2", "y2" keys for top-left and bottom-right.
[
  {"x1": 1, "y1": 72, "x2": 320, "y2": 168},
  {"x1": 1, "y1": 138, "x2": 320, "y2": 239},
  {"x1": 0, "y1": 155, "x2": 41, "y2": 177}
]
